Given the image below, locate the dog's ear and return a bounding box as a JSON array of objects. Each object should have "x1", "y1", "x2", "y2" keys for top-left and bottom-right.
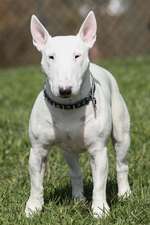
[
  {"x1": 77, "y1": 11, "x2": 97, "y2": 48},
  {"x1": 30, "y1": 15, "x2": 50, "y2": 51}
]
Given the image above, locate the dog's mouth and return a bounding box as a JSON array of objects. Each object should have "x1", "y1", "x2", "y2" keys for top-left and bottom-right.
[
  {"x1": 60, "y1": 95, "x2": 71, "y2": 98},
  {"x1": 59, "y1": 92, "x2": 72, "y2": 98}
]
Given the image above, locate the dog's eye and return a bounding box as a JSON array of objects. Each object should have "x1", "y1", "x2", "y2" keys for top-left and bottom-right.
[
  {"x1": 75, "y1": 54, "x2": 81, "y2": 59},
  {"x1": 49, "y1": 55, "x2": 54, "y2": 60}
]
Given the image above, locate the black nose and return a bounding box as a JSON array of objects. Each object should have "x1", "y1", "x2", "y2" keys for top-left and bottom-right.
[{"x1": 59, "y1": 86, "x2": 72, "y2": 97}]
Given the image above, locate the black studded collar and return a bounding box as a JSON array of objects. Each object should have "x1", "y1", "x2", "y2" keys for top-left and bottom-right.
[{"x1": 44, "y1": 76, "x2": 96, "y2": 110}]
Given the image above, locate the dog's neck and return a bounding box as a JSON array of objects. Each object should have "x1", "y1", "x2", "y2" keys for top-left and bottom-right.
[{"x1": 45, "y1": 68, "x2": 92, "y2": 105}]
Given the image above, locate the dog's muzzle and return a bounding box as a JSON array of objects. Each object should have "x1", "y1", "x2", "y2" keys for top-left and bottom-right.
[{"x1": 44, "y1": 74, "x2": 97, "y2": 110}]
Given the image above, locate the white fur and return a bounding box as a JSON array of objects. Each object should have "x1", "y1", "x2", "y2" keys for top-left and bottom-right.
[{"x1": 25, "y1": 11, "x2": 131, "y2": 218}]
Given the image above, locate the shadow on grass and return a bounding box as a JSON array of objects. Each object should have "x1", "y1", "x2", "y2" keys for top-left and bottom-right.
[
  {"x1": 44, "y1": 184, "x2": 72, "y2": 205},
  {"x1": 44, "y1": 178, "x2": 118, "y2": 207}
]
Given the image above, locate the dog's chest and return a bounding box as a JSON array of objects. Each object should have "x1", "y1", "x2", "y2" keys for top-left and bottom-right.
[
  {"x1": 53, "y1": 114, "x2": 86, "y2": 152},
  {"x1": 50, "y1": 103, "x2": 106, "y2": 152},
  {"x1": 48, "y1": 93, "x2": 111, "y2": 152}
]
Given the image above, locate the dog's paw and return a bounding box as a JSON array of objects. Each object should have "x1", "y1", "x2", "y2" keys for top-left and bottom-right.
[
  {"x1": 25, "y1": 197, "x2": 44, "y2": 217},
  {"x1": 92, "y1": 202, "x2": 110, "y2": 218},
  {"x1": 73, "y1": 192, "x2": 86, "y2": 201},
  {"x1": 118, "y1": 186, "x2": 131, "y2": 199}
]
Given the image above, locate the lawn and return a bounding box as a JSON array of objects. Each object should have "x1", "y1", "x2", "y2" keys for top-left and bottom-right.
[{"x1": 0, "y1": 57, "x2": 150, "y2": 225}]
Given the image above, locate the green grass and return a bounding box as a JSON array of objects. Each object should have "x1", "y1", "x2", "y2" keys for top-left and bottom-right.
[{"x1": 0, "y1": 57, "x2": 150, "y2": 225}]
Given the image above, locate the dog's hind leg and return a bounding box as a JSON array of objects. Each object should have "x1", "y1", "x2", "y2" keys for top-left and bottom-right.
[
  {"x1": 25, "y1": 146, "x2": 48, "y2": 217},
  {"x1": 111, "y1": 93, "x2": 131, "y2": 197},
  {"x1": 63, "y1": 151, "x2": 85, "y2": 200}
]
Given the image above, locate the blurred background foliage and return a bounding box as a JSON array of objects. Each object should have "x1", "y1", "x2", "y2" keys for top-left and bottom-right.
[{"x1": 0, "y1": 0, "x2": 150, "y2": 67}]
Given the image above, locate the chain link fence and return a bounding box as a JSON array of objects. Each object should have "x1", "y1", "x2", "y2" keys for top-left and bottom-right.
[{"x1": 0, "y1": 0, "x2": 150, "y2": 66}]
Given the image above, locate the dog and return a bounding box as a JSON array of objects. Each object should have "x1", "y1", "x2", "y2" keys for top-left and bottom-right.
[{"x1": 25, "y1": 11, "x2": 131, "y2": 218}]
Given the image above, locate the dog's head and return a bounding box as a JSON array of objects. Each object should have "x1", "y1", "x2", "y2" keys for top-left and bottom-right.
[{"x1": 30, "y1": 11, "x2": 97, "y2": 98}]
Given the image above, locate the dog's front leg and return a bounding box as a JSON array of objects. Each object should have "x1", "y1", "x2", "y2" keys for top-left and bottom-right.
[
  {"x1": 63, "y1": 151, "x2": 85, "y2": 200},
  {"x1": 89, "y1": 146, "x2": 109, "y2": 218},
  {"x1": 25, "y1": 146, "x2": 48, "y2": 217}
]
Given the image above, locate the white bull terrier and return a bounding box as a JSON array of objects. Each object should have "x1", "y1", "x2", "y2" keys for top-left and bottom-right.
[{"x1": 25, "y1": 11, "x2": 131, "y2": 218}]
